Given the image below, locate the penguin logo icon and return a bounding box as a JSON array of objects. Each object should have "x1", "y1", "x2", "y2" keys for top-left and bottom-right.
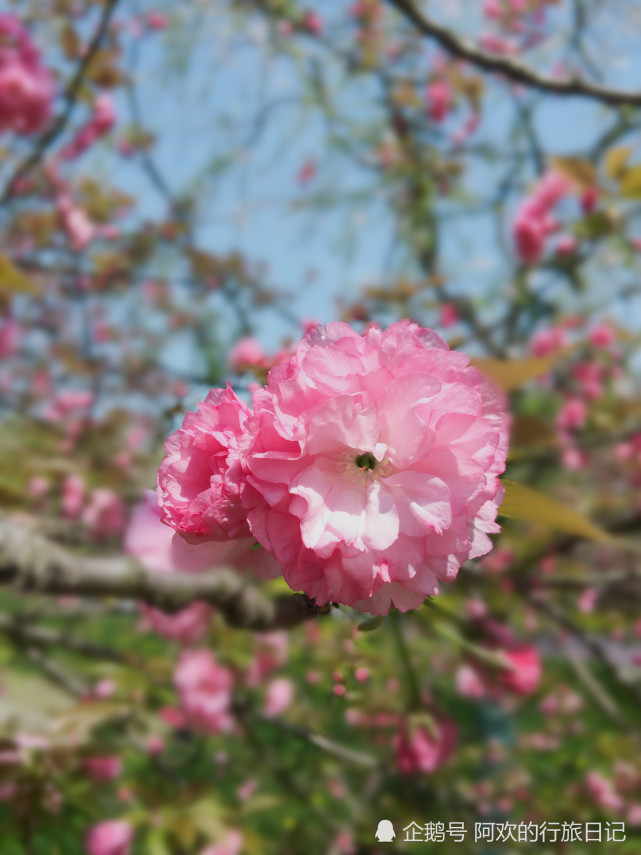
[{"x1": 375, "y1": 819, "x2": 396, "y2": 842}]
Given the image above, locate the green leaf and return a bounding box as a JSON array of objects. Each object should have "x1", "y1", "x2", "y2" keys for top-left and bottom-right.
[
  {"x1": 0, "y1": 253, "x2": 40, "y2": 295},
  {"x1": 357, "y1": 615, "x2": 384, "y2": 632},
  {"x1": 499, "y1": 480, "x2": 615, "y2": 543}
]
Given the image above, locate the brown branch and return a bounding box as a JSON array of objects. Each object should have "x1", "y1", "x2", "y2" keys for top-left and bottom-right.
[
  {"x1": 385, "y1": 0, "x2": 641, "y2": 107},
  {"x1": 0, "y1": 516, "x2": 330, "y2": 632},
  {"x1": 0, "y1": 0, "x2": 121, "y2": 203}
]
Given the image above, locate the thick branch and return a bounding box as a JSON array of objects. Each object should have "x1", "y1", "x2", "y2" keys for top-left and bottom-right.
[
  {"x1": 385, "y1": 0, "x2": 641, "y2": 107},
  {"x1": 0, "y1": 516, "x2": 330, "y2": 632}
]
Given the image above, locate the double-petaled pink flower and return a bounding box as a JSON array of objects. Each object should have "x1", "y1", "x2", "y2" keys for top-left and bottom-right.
[{"x1": 157, "y1": 321, "x2": 508, "y2": 615}]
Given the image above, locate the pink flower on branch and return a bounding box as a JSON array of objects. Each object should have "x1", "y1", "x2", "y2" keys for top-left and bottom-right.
[
  {"x1": 240, "y1": 321, "x2": 509, "y2": 615},
  {"x1": 0, "y1": 15, "x2": 54, "y2": 136},
  {"x1": 158, "y1": 321, "x2": 508, "y2": 616}
]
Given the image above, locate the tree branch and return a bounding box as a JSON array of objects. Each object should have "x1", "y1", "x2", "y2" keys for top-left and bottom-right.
[
  {"x1": 0, "y1": 0, "x2": 121, "y2": 203},
  {"x1": 0, "y1": 516, "x2": 330, "y2": 632},
  {"x1": 385, "y1": 0, "x2": 641, "y2": 107}
]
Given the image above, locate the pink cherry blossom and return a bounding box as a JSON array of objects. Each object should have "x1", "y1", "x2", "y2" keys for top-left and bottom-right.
[
  {"x1": 60, "y1": 94, "x2": 116, "y2": 160},
  {"x1": 513, "y1": 215, "x2": 546, "y2": 265},
  {"x1": 395, "y1": 717, "x2": 457, "y2": 774},
  {"x1": 174, "y1": 649, "x2": 235, "y2": 734},
  {"x1": 264, "y1": 677, "x2": 294, "y2": 717},
  {"x1": 62, "y1": 474, "x2": 85, "y2": 518},
  {"x1": 85, "y1": 819, "x2": 133, "y2": 855},
  {"x1": 588, "y1": 323, "x2": 615, "y2": 349},
  {"x1": 57, "y1": 195, "x2": 96, "y2": 252},
  {"x1": 581, "y1": 186, "x2": 599, "y2": 213},
  {"x1": 439, "y1": 302, "x2": 458, "y2": 328},
  {"x1": 246, "y1": 632, "x2": 289, "y2": 686},
  {"x1": 82, "y1": 488, "x2": 125, "y2": 538},
  {"x1": 229, "y1": 337, "x2": 266, "y2": 372},
  {"x1": 241, "y1": 321, "x2": 508, "y2": 615},
  {"x1": 124, "y1": 494, "x2": 213, "y2": 642},
  {"x1": 82, "y1": 756, "x2": 122, "y2": 784},
  {"x1": 586, "y1": 771, "x2": 624, "y2": 812},
  {"x1": 200, "y1": 829, "x2": 243, "y2": 855},
  {"x1": 513, "y1": 171, "x2": 573, "y2": 264},
  {"x1": 146, "y1": 12, "x2": 168, "y2": 31},
  {"x1": 555, "y1": 234, "x2": 577, "y2": 256},
  {"x1": 426, "y1": 80, "x2": 451, "y2": 123},
  {"x1": 0, "y1": 15, "x2": 54, "y2": 136},
  {"x1": 456, "y1": 664, "x2": 487, "y2": 698},
  {"x1": 556, "y1": 398, "x2": 587, "y2": 432},
  {"x1": 499, "y1": 645, "x2": 541, "y2": 695},
  {"x1": 301, "y1": 11, "x2": 323, "y2": 36},
  {"x1": 158, "y1": 384, "x2": 252, "y2": 541},
  {"x1": 0, "y1": 318, "x2": 18, "y2": 358}
]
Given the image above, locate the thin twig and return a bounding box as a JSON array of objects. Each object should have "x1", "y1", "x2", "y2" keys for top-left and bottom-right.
[{"x1": 385, "y1": 0, "x2": 641, "y2": 107}]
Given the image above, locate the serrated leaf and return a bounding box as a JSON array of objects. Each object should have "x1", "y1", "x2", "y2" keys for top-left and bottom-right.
[
  {"x1": 357, "y1": 616, "x2": 384, "y2": 632},
  {"x1": 550, "y1": 156, "x2": 597, "y2": 190},
  {"x1": 603, "y1": 146, "x2": 633, "y2": 181},
  {"x1": 0, "y1": 253, "x2": 40, "y2": 295},
  {"x1": 499, "y1": 480, "x2": 615, "y2": 543}
]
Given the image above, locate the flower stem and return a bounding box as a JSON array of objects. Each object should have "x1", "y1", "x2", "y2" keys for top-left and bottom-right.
[{"x1": 388, "y1": 609, "x2": 422, "y2": 710}]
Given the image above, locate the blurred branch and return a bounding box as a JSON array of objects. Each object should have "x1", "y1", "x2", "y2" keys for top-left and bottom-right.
[
  {"x1": 23, "y1": 647, "x2": 87, "y2": 698},
  {"x1": 0, "y1": 615, "x2": 133, "y2": 664},
  {"x1": 385, "y1": 0, "x2": 641, "y2": 107},
  {"x1": 0, "y1": 0, "x2": 121, "y2": 203},
  {"x1": 0, "y1": 515, "x2": 330, "y2": 631},
  {"x1": 254, "y1": 712, "x2": 378, "y2": 769}
]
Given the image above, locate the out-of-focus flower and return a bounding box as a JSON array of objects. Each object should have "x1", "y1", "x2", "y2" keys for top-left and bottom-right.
[
  {"x1": 82, "y1": 756, "x2": 122, "y2": 784},
  {"x1": 499, "y1": 645, "x2": 541, "y2": 695},
  {"x1": 426, "y1": 80, "x2": 451, "y2": 122},
  {"x1": 556, "y1": 398, "x2": 587, "y2": 432},
  {"x1": 85, "y1": 819, "x2": 133, "y2": 855},
  {"x1": 395, "y1": 716, "x2": 458, "y2": 774},
  {"x1": 229, "y1": 337, "x2": 266, "y2": 373},
  {"x1": 264, "y1": 677, "x2": 294, "y2": 717},
  {"x1": 0, "y1": 15, "x2": 54, "y2": 136},
  {"x1": 513, "y1": 171, "x2": 572, "y2": 264},
  {"x1": 82, "y1": 488, "x2": 125, "y2": 538},
  {"x1": 174, "y1": 649, "x2": 235, "y2": 734}
]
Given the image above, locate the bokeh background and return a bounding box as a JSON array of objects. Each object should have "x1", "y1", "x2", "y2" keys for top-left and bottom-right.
[{"x1": 1, "y1": 1, "x2": 641, "y2": 853}]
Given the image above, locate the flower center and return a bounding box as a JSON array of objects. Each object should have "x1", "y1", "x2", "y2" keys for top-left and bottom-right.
[{"x1": 354, "y1": 451, "x2": 377, "y2": 471}]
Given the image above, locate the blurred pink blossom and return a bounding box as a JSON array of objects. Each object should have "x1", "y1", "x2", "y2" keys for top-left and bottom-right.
[{"x1": 85, "y1": 819, "x2": 133, "y2": 855}]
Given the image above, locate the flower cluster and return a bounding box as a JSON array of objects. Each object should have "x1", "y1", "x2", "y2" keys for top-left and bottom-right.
[
  {"x1": 0, "y1": 14, "x2": 54, "y2": 136},
  {"x1": 157, "y1": 321, "x2": 509, "y2": 615},
  {"x1": 512, "y1": 170, "x2": 573, "y2": 265}
]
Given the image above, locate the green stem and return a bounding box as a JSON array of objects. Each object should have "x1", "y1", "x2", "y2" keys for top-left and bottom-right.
[{"x1": 388, "y1": 609, "x2": 422, "y2": 710}]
